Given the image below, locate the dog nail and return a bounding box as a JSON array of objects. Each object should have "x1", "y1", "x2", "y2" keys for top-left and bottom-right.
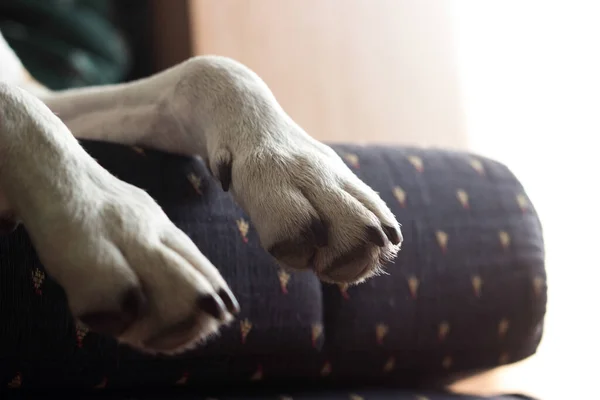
[
  {"x1": 310, "y1": 218, "x2": 328, "y2": 247},
  {"x1": 121, "y1": 287, "x2": 147, "y2": 320},
  {"x1": 383, "y1": 225, "x2": 402, "y2": 245},
  {"x1": 217, "y1": 160, "x2": 232, "y2": 192},
  {"x1": 366, "y1": 226, "x2": 386, "y2": 247},
  {"x1": 218, "y1": 288, "x2": 240, "y2": 315},
  {"x1": 198, "y1": 293, "x2": 227, "y2": 320}
]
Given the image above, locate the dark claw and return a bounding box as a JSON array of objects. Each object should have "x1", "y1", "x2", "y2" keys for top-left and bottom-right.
[
  {"x1": 310, "y1": 218, "x2": 329, "y2": 247},
  {"x1": 383, "y1": 225, "x2": 402, "y2": 245},
  {"x1": 198, "y1": 293, "x2": 227, "y2": 321},
  {"x1": 218, "y1": 288, "x2": 240, "y2": 315},
  {"x1": 78, "y1": 287, "x2": 146, "y2": 336},
  {"x1": 366, "y1": 226, "x2": 386, "y2": 247},
  {"x1": 121, "y1": 287, "x2": 147, "y2": 320},
  {"x1": 217, "y1": 159, "x2": 232, "y2": 192}
]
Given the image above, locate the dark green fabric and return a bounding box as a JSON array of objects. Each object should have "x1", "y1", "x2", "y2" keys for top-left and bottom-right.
[{"x1": 0, "y1": 0, "x2": 129, "y2": 89}]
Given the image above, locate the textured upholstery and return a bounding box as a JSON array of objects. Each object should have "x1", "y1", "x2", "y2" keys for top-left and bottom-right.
[
  {"x1": 320, "y1": 145, "x2": 546, "y2": 381},
  {"x1": 0, "y1": 141, "x2": 546, "y2": 395}
]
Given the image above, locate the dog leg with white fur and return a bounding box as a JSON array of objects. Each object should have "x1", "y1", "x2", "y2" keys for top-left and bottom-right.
[
  {"x1": 0, "y1": 83, "x2": 239, "y2": 354},
  {"x1": 42, "y1": 57, "x2": 403, "y2": 284}
]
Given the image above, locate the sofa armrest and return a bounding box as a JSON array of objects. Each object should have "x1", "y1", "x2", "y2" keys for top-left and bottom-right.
[
  {"x1": 0, "y1": 141, "x2": 546, "y2": 391},
  {"x1": 321, "y1": 144, "x2": 546, "y2": 384}
]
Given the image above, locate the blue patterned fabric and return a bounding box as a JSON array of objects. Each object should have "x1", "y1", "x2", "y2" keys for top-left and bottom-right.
[{"x1": 0, "y1": 141, "x2": 546, "y2": 394}]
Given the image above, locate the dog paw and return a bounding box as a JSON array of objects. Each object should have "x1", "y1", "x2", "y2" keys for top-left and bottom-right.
[
  {"x1": 37, "y1": 180, "x2": 239, "y2": 354},
  {"x1": 212, "y1": 138, "x2": 402, "y2": 284},
  {"x1": 181, "y1": 58, "x2": 402, "y2": 284},
  {"x1": 156, "y1": 56, "x2": 403, "y2": 284},
  {"x1": 1, "y1": 85, "x2": 238, "y2": 354}
]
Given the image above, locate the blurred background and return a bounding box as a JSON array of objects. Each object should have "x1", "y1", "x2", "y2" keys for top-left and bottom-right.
[{"x1": 1, "y1": 0, "x2": 598, "y2": 398}]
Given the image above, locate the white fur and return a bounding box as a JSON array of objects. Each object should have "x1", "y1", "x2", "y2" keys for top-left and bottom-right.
[
  {"x1": 0, "y1": 32, "x2": 401, "y2": 354},
  {"x1": 0, "y1": 33, "x2": 25, "y2": 86}
]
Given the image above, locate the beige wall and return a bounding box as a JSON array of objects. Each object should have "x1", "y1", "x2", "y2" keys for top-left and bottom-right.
[{"x1": 187, "y1": 0, "x2": 468, "y2": 148}]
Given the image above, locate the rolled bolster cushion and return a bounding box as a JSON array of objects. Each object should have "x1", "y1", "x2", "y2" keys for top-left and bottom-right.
[
  {"x1": 0, "y1": 140, "x2": 546, "y2": 390},
  {"x1": 321, "y1": 144, "x2": 546, "y2": 385}
]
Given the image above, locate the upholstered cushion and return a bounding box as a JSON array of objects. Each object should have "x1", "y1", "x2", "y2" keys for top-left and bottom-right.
[
  {"x1": 0, "y1": 141, "x2": 546, "y2": 391},
  {"x1": 321, "y1": 145, "x2": 546, "y2": 380}
]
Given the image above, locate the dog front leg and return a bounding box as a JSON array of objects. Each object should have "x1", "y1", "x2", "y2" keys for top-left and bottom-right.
[
  {"x1": 0, "y1": 82, "x2": 238, "y2": 354},
  {"x1": 41, "y1": 60, "x2": 210, "y2": 157},
  {"x1": 42, "y1": 56, "x2": 403, "y2": 284}
]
